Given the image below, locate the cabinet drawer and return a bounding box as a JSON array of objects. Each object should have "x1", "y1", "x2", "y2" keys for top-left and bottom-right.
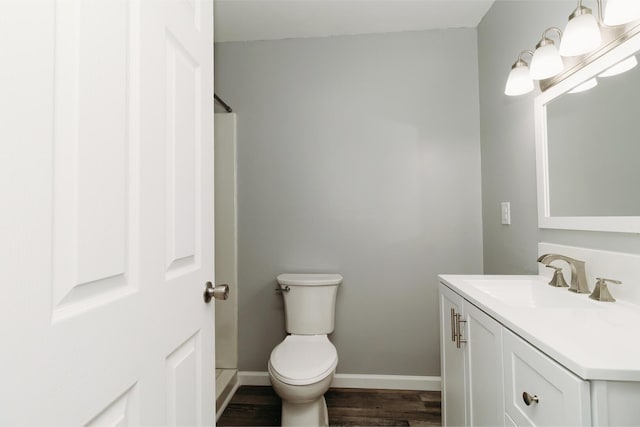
[{"x1": 503, "y1": 330, "x2": 590, "y2": 426}]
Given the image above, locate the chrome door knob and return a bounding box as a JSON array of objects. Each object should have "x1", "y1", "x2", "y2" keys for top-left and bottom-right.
[{"x1": 203, "y1": 282, "x2": 229, "y2": 303}]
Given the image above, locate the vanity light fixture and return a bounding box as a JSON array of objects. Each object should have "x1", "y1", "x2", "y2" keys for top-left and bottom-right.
[
  {"x1": 603, "y1": 0, "x2": 640, "y2": 26},
  {"x1": 505, "y1": 0, "x2": 640, "y2": 96},
  {"x1": 530, "y1": 28, "x2": 564, "y2": 80},
  {"x1": 559, "y1": 1, "x2": 602, "y2": 57},
  {"x1": 568, "y1": 77, "x2": 598, "y2": 94},
  {"x1": 505, "y1": 51, "x2": 534, "y2": 96},
  {"x1": 598, "y1": 55, "x2": 638, "y2": 77}
]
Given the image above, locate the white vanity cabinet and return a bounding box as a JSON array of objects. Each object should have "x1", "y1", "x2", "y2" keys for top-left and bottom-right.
[
  {"x1": 439, "y1": 276, "x2": 640, "y2": 426},
  {"x1": 439, "y1": 283, "x2": 504, "y2": 427}
]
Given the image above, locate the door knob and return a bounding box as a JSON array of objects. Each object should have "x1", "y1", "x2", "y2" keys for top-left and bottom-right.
[
  {"x1": 522, "y1": 391, "x2": 539, "y2": 406},
  {"x1": 203, "y1": 282, "x2": 229, "y2": 303}
]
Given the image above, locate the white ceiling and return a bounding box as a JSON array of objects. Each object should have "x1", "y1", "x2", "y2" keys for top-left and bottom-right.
[{"x1": 214, "y1": 0, "x2": 495, "y2": 43}]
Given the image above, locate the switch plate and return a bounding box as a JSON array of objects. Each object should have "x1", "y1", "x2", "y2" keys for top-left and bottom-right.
[{"x1": 501, "y1": 202, "x2": 511, "y2": 225}]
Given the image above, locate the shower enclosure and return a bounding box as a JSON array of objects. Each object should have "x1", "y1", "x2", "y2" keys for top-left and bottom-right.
[{"x1": 214, "y1": 112, "x2": 239, "y2": 416}]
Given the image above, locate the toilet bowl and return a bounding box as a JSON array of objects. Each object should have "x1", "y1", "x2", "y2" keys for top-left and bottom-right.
[
  {"x1": 268, "y1": 335, "x2": 338, "y2": 426},
  {"x1": 269, "y1": 273, "x2": 342, "y2": 427}
]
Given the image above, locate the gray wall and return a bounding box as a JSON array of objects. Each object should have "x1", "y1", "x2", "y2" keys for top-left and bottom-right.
[
  {"x1": 478, "y1": 0, "x2": 640, "y2": 277},
  {"x1": 215, "y1": 29, "x2": 484, "y2": 375}
]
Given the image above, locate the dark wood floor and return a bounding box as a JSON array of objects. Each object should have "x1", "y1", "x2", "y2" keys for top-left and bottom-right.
[{"x1": 218, "y1": 386, "x2": 441, "y2": 426}]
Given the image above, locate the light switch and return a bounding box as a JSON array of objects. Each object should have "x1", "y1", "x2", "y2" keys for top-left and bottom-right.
[{"x1": 501, "y1": 202, "x2": 511, "y2": 225}]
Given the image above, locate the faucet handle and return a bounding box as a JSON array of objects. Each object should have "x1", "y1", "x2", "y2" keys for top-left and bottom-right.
[
  {"x1": 596, "y1": 277, "x2": 622, "y2": 285},
  {"x1": 589, "y1": 278, "x2": 622, "y2": 302},
  {"x1": 545, "y1": 265, "x2": 569, "y2": 288}
]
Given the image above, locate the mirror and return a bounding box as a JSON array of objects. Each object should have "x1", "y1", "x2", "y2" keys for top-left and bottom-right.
[
  {"x1": 546, "y1": 55, "x2": 640, "y2": 217},
  {"x1": 535, "y1": 30, "x2": 640, "y2": 233}
]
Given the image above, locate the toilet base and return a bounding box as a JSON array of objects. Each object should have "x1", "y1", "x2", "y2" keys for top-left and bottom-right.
[
  {"x1": 269, "y1": 363, "x2": 334, "y2": 427},
  {"x1": 281, "y1": 395, "x2": 329, "y2": 427}
]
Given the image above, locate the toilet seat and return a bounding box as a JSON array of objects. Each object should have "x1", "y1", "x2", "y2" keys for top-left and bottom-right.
[{"x1": 269, "y1": 335, "x2": 338, "y2": 386}]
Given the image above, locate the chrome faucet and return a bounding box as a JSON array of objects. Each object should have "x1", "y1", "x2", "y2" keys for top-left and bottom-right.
[{"x1": 537, "y1": 254, "x2": 590, "y2": 294}]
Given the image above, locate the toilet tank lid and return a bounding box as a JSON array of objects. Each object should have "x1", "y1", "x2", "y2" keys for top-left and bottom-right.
[{"x1": 277, "y1": 273, "x2": 343, "y2": 286}]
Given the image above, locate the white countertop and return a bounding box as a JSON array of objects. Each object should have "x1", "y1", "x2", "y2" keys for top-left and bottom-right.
[{"x1": 439, "y1": 274, "x2": 640, "y2": 382}]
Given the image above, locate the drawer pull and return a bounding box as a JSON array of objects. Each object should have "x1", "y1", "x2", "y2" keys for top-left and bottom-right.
[
  {"x1": 450, "y1": 308, "x2": 456, "y2": 342},
  {"x1": 455, "y1": 313, "x2": 467, "y2": 348},
  {"x1": 522, "y1": 392, "x2": 539, "y2": 406}
]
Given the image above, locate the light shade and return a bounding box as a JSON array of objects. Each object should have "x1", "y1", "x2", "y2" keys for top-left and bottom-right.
[
  {"x1": 599, "y1": 55, "x2": 638, "y2": 77},
  {"x1": 530, "y1": 43, "x2": 564, "y2": 80},
  {"x1": 559, "y1": 11, "x2": 602, "y2": 57},
  {"x1": 505, "y1": 63, "x2": 534, "y2": 96},
  {"x1": 604, "y1": 0, "x2": 640, "y2": 26},
  {"x1": 568, "y1": 78, "x2": 598, "y2": 94}
]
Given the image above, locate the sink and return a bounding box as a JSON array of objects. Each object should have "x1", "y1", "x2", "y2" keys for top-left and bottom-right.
[{"x1": 463, "y1": 277, "x2": 596, "y2": 309}]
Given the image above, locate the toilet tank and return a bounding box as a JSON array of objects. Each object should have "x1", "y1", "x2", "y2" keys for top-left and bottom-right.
[{"x1": 277, "y1": 273, "x2": 342, "y2": 335}]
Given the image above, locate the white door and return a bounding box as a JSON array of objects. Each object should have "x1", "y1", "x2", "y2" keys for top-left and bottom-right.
[{"x1": 0, "y1": 0, "x2": 215, "y2": 425}]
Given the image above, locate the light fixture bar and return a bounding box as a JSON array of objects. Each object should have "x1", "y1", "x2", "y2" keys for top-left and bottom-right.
[{"x1": 505, "y1": 0, "x2": 640, "y2": 97}]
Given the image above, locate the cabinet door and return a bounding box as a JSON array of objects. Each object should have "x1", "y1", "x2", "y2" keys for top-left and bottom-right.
[
  {"x1": 464, "y1": 301, "x2": 504, "y2": 426},
  {"x1": 503, "y1": 329, "x2": 590, "y2": 426},
  {"x1": 439, "y1": 283, "x2": 467, "y2": 427}
]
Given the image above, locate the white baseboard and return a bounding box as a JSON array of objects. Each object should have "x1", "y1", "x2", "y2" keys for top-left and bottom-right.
[
  {"x1": 330, "y1": 374, "x2": 441, "y2": 391},
  {"x1": 238, "y1": 371, "x2": 271, "y2": 386},
  {"x1": 238, "y1": 371, "x2": 441, "y2": 391}
]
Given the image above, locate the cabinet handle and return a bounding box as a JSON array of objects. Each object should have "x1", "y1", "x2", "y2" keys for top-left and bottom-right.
[
  {"x1": 522, "y1": 392, "x2": 539, "y2": 406},
  {"x1": 450, "y1": 308, "x2": 456, "y2": 342},
  {"x1": 455, "y1": 313, "x2": 467, "y2": 349}
]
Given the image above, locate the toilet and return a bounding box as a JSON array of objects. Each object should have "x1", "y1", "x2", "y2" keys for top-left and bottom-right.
[{"x1": 268, "y1": 273, "x2": 342, "y2": 427}]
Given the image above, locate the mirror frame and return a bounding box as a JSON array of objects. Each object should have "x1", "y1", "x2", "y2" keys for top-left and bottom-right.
[{"x1": 535, "y1": 30, "x2": 640, "y2": 234}]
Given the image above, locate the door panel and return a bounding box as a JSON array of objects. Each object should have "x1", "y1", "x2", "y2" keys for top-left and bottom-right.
[
  {"x1": 52, "y1": 0, "x2": 139, "y2": 321},
  {"x1": 147, "y1": 0, "x2": 215, "y2": 424},
  {"x1": 165, "y1": 31, "x2": 201, "y2": 277},
  {"x1": 87, "y1": 384, "x2": 140, "y2": 427},
  {"x1": 0, "y1": 0, "x2": 214, "y2": 424},
  {"x1": 166, "y1": 332, "x2": 202, "y2": 426}
]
